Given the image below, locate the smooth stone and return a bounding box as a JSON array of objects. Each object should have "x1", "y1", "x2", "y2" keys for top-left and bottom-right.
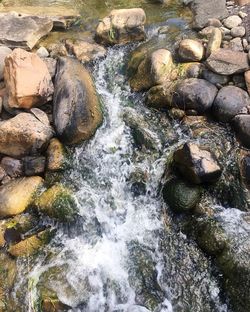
[
  {"x1": 213, "y1": 86, "x2": 250, "y2": 122},
  {"x1": 233, "y1": 115, "x2": 250, "y2": 148},
  {"x1": 178, "y1": 39, "x2": 204, "y2": 61},
  {"x1": 231, "y1": 26, "x2": 246, "y2": 38},
  {"x1": 206, "y1": 28, "x2": 222, "y2": 57},
  {"x1": 223, "y1": 15, "x2": 242, "y2": 29},
  {"x1": 46, "y1": 138, "x2": 67, "y2": 172},
  {"x1": 202, "y1": 69, "x2": 229, "y2": 85}
]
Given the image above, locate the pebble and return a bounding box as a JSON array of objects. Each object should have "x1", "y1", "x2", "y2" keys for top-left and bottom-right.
[
  {"x1": 231, "y1": 26, "x2": 246, "y2": 37},
  {"x1": 223, "y1": 15, "x2": 242, "y2": 29}
]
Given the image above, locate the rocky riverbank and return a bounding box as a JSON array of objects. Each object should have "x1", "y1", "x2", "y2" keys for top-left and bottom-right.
[{"x1": 0, "y1": 0, "x2": 250, "y2": 311}]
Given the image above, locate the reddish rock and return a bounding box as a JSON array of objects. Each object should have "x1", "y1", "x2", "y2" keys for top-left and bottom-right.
[{"x1": 4, "y1": 48, "x2": 54, "y2": 109}]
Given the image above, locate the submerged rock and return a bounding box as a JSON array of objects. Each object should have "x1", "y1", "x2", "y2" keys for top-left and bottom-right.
[
  {"x1": 34, "y1": 184, "x2": 77, "y2": 222},
  {"x1": 162, "y1": 178, "x2": 201, "y2": 213},
  {"x1": 4, "y1": 48, "x2": 54, "y2": 109},
  {"x1": 146, "y1": 81, "x2": 176, "y2": 109},
  {"x1": 0, "y1": 176, "x2": 43, "y2": 218},
  {"x1": 173, "y1": 143, "x2": 222, "y2": 184},
  {"x1": 95, "y1": 8, "x2": 146, "y2": 45},
  {"x1": 0, "y1": 12, "x2": 53, "y2": 50},
  {"x1": 53, "y1": 57, "x2": 103, "y2": 145}
]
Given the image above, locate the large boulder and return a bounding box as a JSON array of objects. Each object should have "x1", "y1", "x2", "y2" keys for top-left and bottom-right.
[
  {"x1": 95, "y1": 8, "x2": 146, "y2": 45},
  {"x1": 129, "y1": 49, "x2": 174, "y2": 91},
  {"x1": 0, "y1": 176, "x2": 43, "y2": 218},
  {"x1": 0, "y1": 46, "x2": 12, "y2": 80},
  {"x1": 212, "y1": 86, "x2": 250, "y2": 122},
  {"x1": 178, "y1": 39, "x2": 204, "y2": 62},
  {"x1": 53, "y1": 57, "x2": 103, "y2": 145},
  {"x1": 173, "y1": 143, "x2": 222, "y2": 184},
  {"x1": 0, "y1": 112, "x2": 53, "y2": 157},
  {"x1": 206, "y1": 49, "x2": 249, "y2": 75},
  {"x1": 233, "y1": 115, "x2": 250, "y2": 148},
  {"x1": 173, "y1": 78, "x2": 218, "y2": 114},
  {"x1": 0, "y1": 12, "x2": 53, "y2": 50},
  {"x1": 4, "y1": 48, "x2": 54, "y2": 109}
]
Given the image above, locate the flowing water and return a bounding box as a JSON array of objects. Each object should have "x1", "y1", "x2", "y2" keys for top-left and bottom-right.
[{"x1": 3, "y1": 1, "x2": 235, "y2": 311}]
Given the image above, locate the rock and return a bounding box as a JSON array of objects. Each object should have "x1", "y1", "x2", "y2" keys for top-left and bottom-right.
[
  {"x1": 0, "y1": 113, "x2": 53, "y2": 157},
  {"x1": 46, "y1": 138, "x2": 67, "y2": 171},
  {"x1": 245, "y1": 70, "x2": 250, "y2": 95},
  {"x1": 22, "y1": 156, "x2": 46, "y2": 176},
  {"x1": 1, "y1": 157, "x2": 23, "y2": 178},
  {"x1": 30, "y1": 108, "x2": 50, "y2": 127},
  {"x1": 229, "y1": 37, "x2": 244, "y2": 52},
  {"x1": 202, "y1": 69, "x2": 229, "y2": 85},
  {"x1": 191, "y1": 0, "x2": 228, "y2": 29},
  {"x1": 206, "y1": 49, "x2": 249, "y2": 75},
  {"x1": 206, "y1": 18, "x2": 222, "y2": 28},
  {"x1": 43, "y1": 57, "x2": 57, "y2": 78},
  {"x1": 162, "y1": 178, "x2": 201, "y2": 213},
  {"x1": 0, "y1": 12, "x2": 53, "y2": 50},
  {"x1": 0, "y1": 46, "x2": 12, "y2": 80},
  {"x1": 4, "y1": 48, "x2": 54, "y2": 109},
  {"x1": 36, "y1": 46, "x2": 49, "y2": 58},
  {"x1": 231, "y1": 26, "x2": 246, "y2": 38},
  {"x1": 173, "y1": 78, "x2": 218, "y2": 114},
  {"x1": 48, "y1": 43, "x2": 68, "y2": 58},
  {"x1": 129, "y1": 49, "x2": 174, "y2": 91},
  {"x1": 206, "y1": 28, "x2": 222, "y2": 58},
  {"x1": 213, "y1": 86, "x2": 250, "y2": 122},
  {"x1": 146, "y1": 81, "x2": 175, "y2": 109},
  {"x1": 53, "y1": 57, "x2": 102, "y2": 145},
  {"x1": 34, "y1": 184, "x2": 77, "y2": 222},
  {"x1": 8, "y1": 228, "x2": 54, "y2": 257},
  {"x1": 179, "y1": 62, "x2": 204, "y2": 78},
  {"x1": 178, "y1": 39, "x2": 204, "y2": 61},
  {"x1": 0, "y1": 176, "x2": 43, "y2": 218},
  {"x1": 173, "y1": 143, "x2": 222, "y2": 184},
  {"x1": 95, "y1": 8, "x2": 146, "y2": 45},
  {"x1": 65, "y1": 39, "x2": 106, "y2": 63},
  {"x1": 233, "y1": 115, "x2": 250, "y2": 148},
  {"x1": 223, "y1": 15, "x2": 242, "y2": 29},
  {"x1": 0, "y1": 166, "x2": 6, "y2": 182}
]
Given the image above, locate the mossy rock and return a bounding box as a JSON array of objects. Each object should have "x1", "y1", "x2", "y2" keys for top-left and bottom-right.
[
  {"x1": 8, "y1": 229, "x2": 54, "y2": 257},
  {"x1": 34, "y1": 184, "x2": 78, "y2": 222},
  {"x1": 162, "y1": 178, "x2": 201, "y2": 213}
]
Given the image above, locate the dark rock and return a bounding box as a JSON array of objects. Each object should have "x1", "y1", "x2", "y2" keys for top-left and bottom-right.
[
  {"x1": 53, "y1": 57, "x2": 103, "y2": 145},
  {"x1": 1, "y1": 157, "x2": 23, "y2": 178},
  {"x1": 213, "y1": 86, "x2": 250, "y2": 122},
  {"x1": 173, "y1": 78, "x2": 218, "y2": 114},
  {"x1": 202, "y1": 69, "x2": 229, "y2": 85},
  {"x1": 23, "y1": 156, "x2": 46, "y2": 176},
  {"x1": 233, "y1": 114, "x2": 250, "y2": 148},
  {"x1": 162, "y1": 177, "x2": 201, "y2": 213},
  {"x1": 242, "y1": 156, "x2": 250, "y2": 182},
  {"x1": 173, "y1": 143, "x2": 222, "y2": 184}
]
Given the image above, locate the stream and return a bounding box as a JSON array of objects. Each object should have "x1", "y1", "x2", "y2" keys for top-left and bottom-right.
[{"x1": 6, "y1": 1, "x2": 235, "y2": 311}]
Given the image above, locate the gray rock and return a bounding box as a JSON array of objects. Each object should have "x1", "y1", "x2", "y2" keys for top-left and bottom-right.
[
  {"x1": 173, "y1": 78, "x2": 218, "y2": 114},
  {"x1": 0, "y1": 46, "x2": 12, "y2": 80},
  {"x1": 36, "y1": 46, "x2": 49, "y2": 58},
  {"x1": 1, "y1": 157, "x2": 23, "y2": 178},
  {"x1": 0, "y1": 12, "x2": 53, "y2": 50},
  {"x1": 213, "y1": 86, "x2": 250, "y2": 122},
  {"x1": 202, "y1": 69, "x2": 229, "y2": 85},
  {"x1": 53, "y1": 57, "x2": 103, "y2": 145},
  {"x1": 191, "y1": 0, "x2": 228, "y2": 29},
  {"x1": 173, "y1": 142, "x2": 222, "y2": 184},
  {"x1": 223, "y1": 15, "x2": 242, "y2": 29},
  {"x1": 229, "y1": 37, "x2": 243, "y2": 52},
  {"x1": 233, "y1": 114, "x2": 250, "y2": 148},
  {"x1": 206, "y1": 18, "x2": 222, "y2": 27},
  {"x1": 206, "y1": 49, "x2": 249, "y2": 75},
  {"x1": 43, "y1": 57, "x2": 57, "y2": 78},
  {"x1": 231, "y1": 26, "x2": 245, "y2": 38},
  {"x1": 22, "y1": 156, "x2": 46, "y2": 176}
]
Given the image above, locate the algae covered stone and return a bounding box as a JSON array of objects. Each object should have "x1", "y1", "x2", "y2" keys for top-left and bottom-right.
[
  {"x1": 162, "y1": 178, "x2": 201, "y2": 213},
  {"x1": 0, "y1": 176, "x2": 44, "y2": 218},
  {"x1": 35, "y1": 184, "x2": 77, "y2": 222}
]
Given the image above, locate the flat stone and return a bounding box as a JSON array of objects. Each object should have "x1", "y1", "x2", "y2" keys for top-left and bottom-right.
[
  {"x1": 0, "y1": 12, "x2": 53, "y2": 50},
  {"x1": 191, "y1": 0, "x2": 228, "y2": 29},
  {"x1": 206, "y1": 49, "x2": 249, "y2": 75}
]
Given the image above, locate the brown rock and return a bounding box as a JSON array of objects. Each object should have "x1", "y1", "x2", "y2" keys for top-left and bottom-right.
[
  {"x1": 46, "y1": 138, "x2": 67, "y2": 171},
  {"x1": 1, "y1": 157, "x2": 23, "y2": 178},
  {"x1": 4, "y1": 48, "x2": 54, "y2": 109},
  {"x1": 179, "y1": 39, "x2": 204, "y2": 62},
  {"x1": 23, "y1": 156, "x2": 46, "y2": 176}
]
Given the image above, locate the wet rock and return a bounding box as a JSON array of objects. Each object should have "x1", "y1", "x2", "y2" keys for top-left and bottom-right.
[
  {"x1": 162, "y1": 177, "x2": 201, "y2": 213},
  {"x1": 8, "y1": 228, "x2": 54, "y2": 257},
  {"x1": 173, "y1": 143, "x2": 222, "y2": 184},
  {"x1": 233, "y1": 115, "x2": 250, "y2": 148},
  {"x1": 95, "y1": 8, "x2": 146, "y2": 45},
  {"x1": 0, "y1": 46, "x2": 12, "y2": 81},
  {"x1": 0, "y1": 112, "x2": 53, "y2": 157},
  {"x1": 0, "y1": 12, "x2": 53, "y2": 50},
  {"x1": 173, "y1": 78, "x2": 218, "y2": 114},
  {"x1": 146, "y1": 81, "x2": 175, "y2": 109},
  {"x1": 23, "y1": 156, "x2": 46, "y2": 176},
  {"x1": 223, "y1": 15, "x2": 242, "y2": 29},
  {"x1": 65, "y1": 39, "x2": 106, "y2": 63},
  {"x1": 202, "y1": 69, "x2": 229, "y2": 85},
  {"x1": 128, "y1": 168, "x2": 148, "y2": 196},
  {"x1": 0, "y1": 176, "x2": 43, "y2": 218},
  {"x1": 34, "y1": 184, "x2": 77, "y2": 222},
  {"x1": 1, "y1": 157, "x2": 23, "y2": 178},
  {"x1": 46, "y1": 138, "x2": 68, "y2": 172},
  {"x1": 178, "y1": 39, "x2": 204, "y2": 61},
  {"x1": 123, "y1": 107, "x2": 161, "y2": 150},
  {"x1": 53, "y1": 57, "x2": 103, "y2": 145},
  {"x1": 206, "y1": 49, "x2": 249, "y2": 75},
  {"x1": 129, "y1": 49, "x2": 174, "y2": 91},
  {"x1": 212, "y1": 86, "x2": 250, "y2": 122},
  {"x1": 4, "y1": 48, "x2": 54, "y2": 109},
  {"x1": 206, "y1": 28, "x2": 222, "y2": 58},
  {"x1": 191, "y1": 0, "x2": 228, "y2": 29}
]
